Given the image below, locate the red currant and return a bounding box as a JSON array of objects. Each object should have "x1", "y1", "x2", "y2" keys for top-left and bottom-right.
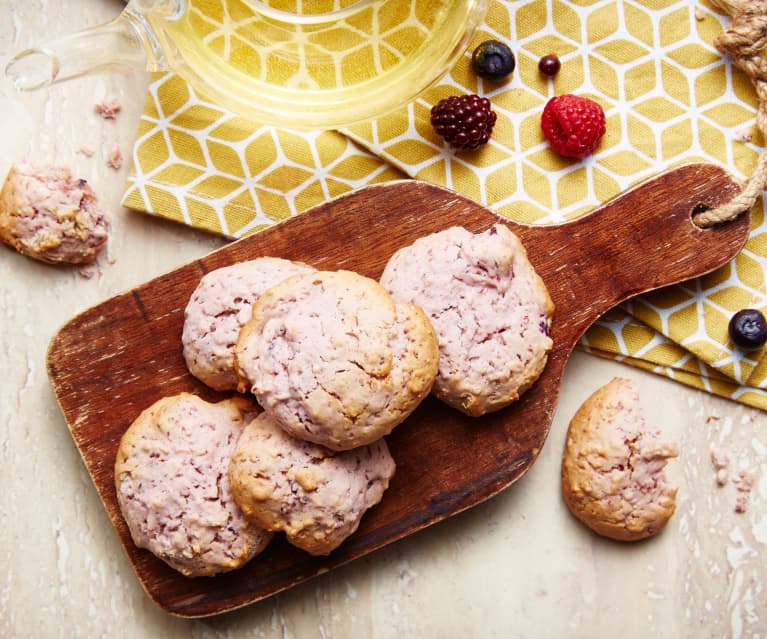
[{"x1": 538, "y1": 55, "x2": 561, "y2": 77}]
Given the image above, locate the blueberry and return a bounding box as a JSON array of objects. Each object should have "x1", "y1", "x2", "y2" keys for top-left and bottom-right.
[
  {"x1": 472, "y1": 40, "x2": 515, "y2": 81},
  {"x1": 728, "y1": 308, "x2": 767, "y2": 349}
]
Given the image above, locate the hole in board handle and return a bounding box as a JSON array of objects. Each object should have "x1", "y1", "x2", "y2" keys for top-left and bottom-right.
[{"x1": 691, "y1": 202, "x2": 712, "y2": 229}]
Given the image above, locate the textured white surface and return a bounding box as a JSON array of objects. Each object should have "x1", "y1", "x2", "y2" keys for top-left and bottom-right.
[{"x1": 0, "y1": 1, "x2": 765, "y2": 637}]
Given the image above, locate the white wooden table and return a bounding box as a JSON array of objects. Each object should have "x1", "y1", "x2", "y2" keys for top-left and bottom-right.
[{"x1": 0, "y1": 2, "x2": 765, "y2": 637}]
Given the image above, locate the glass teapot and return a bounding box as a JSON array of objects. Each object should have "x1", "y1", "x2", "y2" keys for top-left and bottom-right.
[{"x1": 6, "y1": 0, "x2": 489, "y2": 129}]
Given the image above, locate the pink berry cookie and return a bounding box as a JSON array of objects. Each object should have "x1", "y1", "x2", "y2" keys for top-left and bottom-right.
[
  {"x1": 229, "y1": 411, "x2": 396, "y2": 556},
  {"x1": 182, "y1": 257, "x2": 315, "y2": 391},
  {"x1": 114, "y1": 393, "x2": 272, "y2": 577},
  {"x1": 380, "y1": 223, "x2": 554, "y2": 417},
  {"x1": 0, "y1": 161, "x2": 108, "y2": 264},
  {"x1": 561, "y1": 377, "x2": 679, "y2": 541},
  {"x1": 234, "y1": 270, "x2": 439, "y2": 451}
]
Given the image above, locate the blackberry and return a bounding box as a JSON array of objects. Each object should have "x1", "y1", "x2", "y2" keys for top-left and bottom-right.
[
  {"x1": 728, "y1": 308, "x2": 767, "y2": 349},
  {"x1": 430, "y1": 94, "x2": 497, "y2": 151},
  {"x1": 472, "y1": 40, "x2": 515, "y2": 81}
]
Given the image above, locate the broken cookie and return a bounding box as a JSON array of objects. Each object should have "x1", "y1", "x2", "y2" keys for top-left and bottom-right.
[
  {"x1": 0, "y1": 161, "x2": 108, "y2": 265},
  {"x1": 561, "y1": 377, "x2": 679, "y2": 542}
]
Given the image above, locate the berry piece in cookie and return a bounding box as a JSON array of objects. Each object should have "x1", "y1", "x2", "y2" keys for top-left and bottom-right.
[
  {"x1": 229, "y1": 411, "x2": 396, "y2": 556},
  {"x1": 182, "y1": 257, "x2": 315, "y2": 391},
  {"x1": 380, "y1": 224, "x2": 554, "y2": 416},
  {"x1": 235, "y1": 270, "x2": 439, "y2": 451},
  {"x1": 114, "y1": 393, "x2": 272, "y2": 577},
  {"x1": 0, "y1": 161, "x2": 108, "y2": 264},
  {"x1": 561, "y1": 377, "x2": 679, "y2": 542}
]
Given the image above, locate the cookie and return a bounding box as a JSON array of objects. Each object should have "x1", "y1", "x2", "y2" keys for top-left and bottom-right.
[
  {"x1": 229, "y1": 411, "x2": 396, "y2": 556},
  {"x1": 0, "y1": 161, "x2": 108, "y2": 264},
  {"x1": 114, "y1": 393, "x2": 272, "y2": 577},
  {"x1": 182, "y1": 257, "x2": 315, "y2": 391},
  {"x1": 560, "y1": 377, "x2": 679, "y2": 542},
  {"x1": 380, "y1": 223, "x2": 554, "y2": 416},
  {"x1": 235, "y1": 270, "x2": 439, "y2": 451}
]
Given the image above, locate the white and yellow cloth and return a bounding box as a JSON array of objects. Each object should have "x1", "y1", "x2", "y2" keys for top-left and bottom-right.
[{"x1": 122, "y1": 0, "x2": 767, "y2": 409}]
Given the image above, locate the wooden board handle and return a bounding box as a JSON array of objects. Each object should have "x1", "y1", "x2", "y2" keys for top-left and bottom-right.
[{"x1": 514, "y1": 163, "x2": 749, "y2": 349}]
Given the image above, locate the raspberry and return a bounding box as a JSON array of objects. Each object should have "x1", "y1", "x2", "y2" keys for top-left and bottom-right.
[
  {"x1": 430, "y1": 94, "x2": 497, "y2": 151},
  {"x1": 540, "y1": 94, "x2": 606, "y2": 159}
]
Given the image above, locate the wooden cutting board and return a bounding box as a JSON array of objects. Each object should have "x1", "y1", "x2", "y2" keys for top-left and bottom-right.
[{"x1": 47, "y1": 163, "x2": 749, "y2": 617}]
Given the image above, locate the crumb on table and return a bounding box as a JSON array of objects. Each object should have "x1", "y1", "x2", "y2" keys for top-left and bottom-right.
[
  {"x1": 733, "y1": 469, "x2": 755, "y2": 513},
  {"x1": 94, "y1": 96, "x2": 122, "y2": 120},
  {"x1": 107, "y1": 148, "x2": 123, "y2": 170},
  {"x1": 710, "y1": 445, "x2": 729, "y2": 485}
]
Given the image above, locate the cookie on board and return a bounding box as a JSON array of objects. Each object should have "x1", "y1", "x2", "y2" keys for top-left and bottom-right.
[
  {"x1": 114, "y1": 393, "x2": 273, "y2": 577},
  {"x1": 229, "y1": 411, "x2": 396, "y2": 556},
  {"x1": 235, "y1": 269, "x2": 439, "y2": 451},
  {"x1": 380, "y1": 223, "x2": 554, "y2": 416},
  {"x1": 182, "y1": 257, "x2": 314, "y2": 391}
]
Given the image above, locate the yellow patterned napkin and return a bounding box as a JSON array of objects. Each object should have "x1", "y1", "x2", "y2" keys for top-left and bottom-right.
[
  {"x1": 122, "y1": 0, "x2": 767, "y2": 409},
  {"x1": 123, "y1": 73, "x2": 405, "y2": 237}
]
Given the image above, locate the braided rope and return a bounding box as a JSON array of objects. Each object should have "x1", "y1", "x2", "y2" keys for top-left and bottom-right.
[{"x1": 694, "y1": 0, "x2": 767, "y2": 226}]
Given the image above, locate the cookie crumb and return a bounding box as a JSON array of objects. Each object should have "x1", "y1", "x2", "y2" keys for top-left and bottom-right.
[
  {"x1": 107, "y1": 148, "x2": 123, "y2": 170},
  {"x1": 710, "y1": 445, "x2": 729, "y2": 485},
  {"x1": 734, "y1": 127, "x2": 753, "y2": 143},
  {"x1": 95, "y1": 96, "x2": 122, "y2": 120},
  {"x1": 77, "y1": 145, "x2": 95, "y2": 158},
  {"x1": 733, "y1": 469, "x2": 754, "y2": 513},
  {"x1": 78, "y1": 263, "x2": 97, "y2": 279}
]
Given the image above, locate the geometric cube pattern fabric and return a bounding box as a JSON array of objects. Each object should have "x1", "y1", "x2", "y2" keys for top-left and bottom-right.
[
  {"x1": 123, "y1": 73, "x2": 406, "y2": 237},
  {"x1": 122, "y1": 0, "x2": 767, "y2": 409}
]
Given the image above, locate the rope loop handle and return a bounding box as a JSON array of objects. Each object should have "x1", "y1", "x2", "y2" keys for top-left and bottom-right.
[{"x1": 695, "y1": 0, "x2": 767, "y2": 226}]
